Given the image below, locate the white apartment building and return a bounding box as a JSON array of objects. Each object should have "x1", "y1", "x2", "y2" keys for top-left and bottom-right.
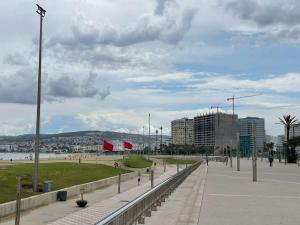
[
  {"x1": 288, "y1": 125, "x2": 300, "y2": 138},
  {"x1": 171, "y1": 118, "x2": 194, "y2": 145}
]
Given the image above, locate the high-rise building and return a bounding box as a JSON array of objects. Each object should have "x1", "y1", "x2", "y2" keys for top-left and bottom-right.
[
  {"x1": 171, "y1": 118, "x2": 194, "y2": 145},
  {"x1": 194, "y1": 113, "x2": 239, "y2": 153},
  {"x1": 276, "y1": 135, "x2": 285, "y2": 156},
  {"x1": 239, "y1": 117, "x2": 265, "y2": 156},
  {"x1": 288, "y1": 125, "x2": 300, "y2": 138}
]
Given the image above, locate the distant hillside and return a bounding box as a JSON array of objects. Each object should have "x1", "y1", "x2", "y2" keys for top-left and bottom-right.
[{"x1": 0, "y1": 130, "x2": 170, "y2": 144}]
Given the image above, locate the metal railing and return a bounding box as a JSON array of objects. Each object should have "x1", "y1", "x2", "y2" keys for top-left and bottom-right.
[{"x1": 95, "y1": 161, "x2": 202, "y2": 225}]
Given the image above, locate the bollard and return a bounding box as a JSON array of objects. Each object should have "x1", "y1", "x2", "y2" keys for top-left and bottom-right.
[
  {"x1": 118, "y1": 167, "x2": 121, "y2": 193},
  {"x1": 237, "y1": 133, "x2": 240, "y2": 171},
  {"x1": 151, "y1": 170, "x2": 154, "y2": 188}
]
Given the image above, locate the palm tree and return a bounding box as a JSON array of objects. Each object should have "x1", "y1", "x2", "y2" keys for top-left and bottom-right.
[{"x1": 279, "y1": 115, "x2": 299, "y2": 163}]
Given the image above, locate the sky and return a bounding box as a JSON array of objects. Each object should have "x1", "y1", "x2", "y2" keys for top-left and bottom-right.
[{"x1": 0, "y1": 0, "x2": 300, "y2": 136}]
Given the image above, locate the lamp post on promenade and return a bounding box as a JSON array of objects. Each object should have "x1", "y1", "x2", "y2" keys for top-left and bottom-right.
[
  {"x1": 252, "y1": 122, "x2": 257, "y2": 182},
  {"x1": 148, "y1": 113, "x2": 151, "y2": 160},
  {"x1": 33, "y1": 4, "x2": 46, "y2": 192}
]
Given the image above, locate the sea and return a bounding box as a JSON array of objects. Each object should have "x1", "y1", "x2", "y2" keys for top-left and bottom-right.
[{"x1": 0, "y1": 153, "x2": 70, "y2": 161}]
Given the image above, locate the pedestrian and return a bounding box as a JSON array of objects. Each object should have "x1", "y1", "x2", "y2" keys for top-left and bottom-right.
[
  {"x1": 206, "y1": 153, "x2": 209, "y2": 166},
  {"x1": 269, "y1": 153, "x2": 274, "y2": 167},
  {"x1": 138, "y1": 177, "x2": 141, "y2": 186}
]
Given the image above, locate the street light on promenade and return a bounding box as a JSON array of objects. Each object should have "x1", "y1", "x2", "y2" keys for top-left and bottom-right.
[
  {"x1": 148, "y1": 113, "x2": 151, "y2": 160},
  {"x1": 252, "y1": 122, "x2": 257, "y2": 182},
  {"x1": 33, "y1": 4, "x2": 46, "y2": 192},
  {"x1": 155, "y1": 129, "x2": 158, "y2": 155}
]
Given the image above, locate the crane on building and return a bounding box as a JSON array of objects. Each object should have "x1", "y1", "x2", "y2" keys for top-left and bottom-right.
[
  {"x1": 226, "y1": 93, "x2": 262, "y2": 173},
  {"x1": 227, "y1": 93, "x2": 262, "y2": 116}
]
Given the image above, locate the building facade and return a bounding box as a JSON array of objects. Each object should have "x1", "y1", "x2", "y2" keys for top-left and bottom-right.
[
  {"x1": 194, "y1": 113, "x2": 239, "y2": 152},
  {"x1": 239, "y1": 117, "x2": 265, "y2": 156},
  {"x1": 171, "y1": 118, "x2": 194, "y2": 145},
  {"x1": 288, "y1": 125, "x2": 300, "y2": 139}
]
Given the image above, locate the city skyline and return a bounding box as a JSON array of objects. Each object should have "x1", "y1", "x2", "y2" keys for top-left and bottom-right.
[{"x1": 1, "y1": 0, "x2": 300, "y2": 136}]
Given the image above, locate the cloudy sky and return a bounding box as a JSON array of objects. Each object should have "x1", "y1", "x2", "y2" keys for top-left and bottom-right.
[{"x1": 0, "y1": 0, "x2": 300, "y2": 136}]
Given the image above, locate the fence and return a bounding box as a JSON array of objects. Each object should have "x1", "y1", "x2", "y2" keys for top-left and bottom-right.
[{"x1": 95, "y1": 160, "x2": 202, "y2": 225}]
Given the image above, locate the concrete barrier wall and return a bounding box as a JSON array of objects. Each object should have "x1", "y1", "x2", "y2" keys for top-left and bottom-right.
[{"x1": 0, "y1": 169, "x2": 147, "y2": 218}]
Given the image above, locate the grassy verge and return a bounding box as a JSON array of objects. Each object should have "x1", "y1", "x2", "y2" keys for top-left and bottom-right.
[
  {"x1": 120, "y1": 156, "x2": 152, "y2": 168},
  {"x1": 162, "y1": 157, "x2": 198, "y2": 165},
  {"x1": 0, "y1": 162, "x2": 130, "y2": 204}
]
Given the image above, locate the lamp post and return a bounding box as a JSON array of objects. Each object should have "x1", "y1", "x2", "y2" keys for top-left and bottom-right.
[
  {"x1": 155, "y1": 129, "x2": 158, "y2": 155},
  {"x1": 160, "y1": 126, "x2": 163, "y2": 153},
  {"x1": 148, "y1": 113, "x2": 151, "y2": 160},
  {"x1": 252, "y1": 122, "x2": 257, "y2": 182},
  {"x1": 33, "y1": 4, "x2": 46, "y2": 192}
]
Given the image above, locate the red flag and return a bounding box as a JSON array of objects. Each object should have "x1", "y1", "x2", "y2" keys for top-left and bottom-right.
[
  {"x1": 103, "y1": 140, "x2": 114, "y2": 151},
  {"x1": 123, "y1": 141, "x2": 133, "y2": 150}
]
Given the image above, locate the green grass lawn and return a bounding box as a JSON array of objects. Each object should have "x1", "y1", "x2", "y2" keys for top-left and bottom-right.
[
  {"x1": 0, "y1": 163, "x2": 130, "y2": 204},
  {"x1": 162, "y1": 157, "x2": 199, "y2": 165},
  {"x1": 120, "y1": 156, "x2": 152, "y2": 168}
]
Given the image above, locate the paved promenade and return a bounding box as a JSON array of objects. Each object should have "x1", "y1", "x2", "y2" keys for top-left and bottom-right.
[
  {"x1": 146, "y1": 158, "x2": 300, "y2": 225},
  {"x1": 0, "y1": 164, "x2": 177, "y2": 225},
  {"x1": 3, "y1": 159, "x2": 300, "y2": 225},
  {"x1": 144, "y1": 164, "x2": 207, "y2": 225}
]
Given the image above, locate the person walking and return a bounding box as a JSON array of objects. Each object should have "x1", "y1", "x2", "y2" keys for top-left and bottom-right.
[
  {"x1": 206, "y1": 153, "x2": 209, "y2": 166},
  {"x1": 269, "y1": 152, "x2": 274, "y2": 167}
]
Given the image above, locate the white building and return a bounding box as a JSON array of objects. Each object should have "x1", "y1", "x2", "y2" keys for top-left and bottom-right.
[
  {"x1": 171, "y1": 118, "x2": 194, "y2": 145},
  {"x1": 288, "y1": 125, "x2": 300, "y2": 138}
]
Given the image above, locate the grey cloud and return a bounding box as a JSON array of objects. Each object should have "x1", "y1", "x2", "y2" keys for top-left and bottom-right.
[
  {"x1": 226, "y1": 0, "x2": 300, "y2": 27},
  {"x1": 155, "y1": 0, "x2": 174, "y2": 16},
  {"x1": 0, "y1": 68, "x2": 36, "y2": 104},
  {"x1": 47, "y1": 72, "x2": 110, "y2": 100},
  {"x1": 225, "y1": 0, "x2": 300, "y2": 43},
  {"x1": 263, "y1": 27, "x2": 300, "y2": 44},
  {"x1": 47, "y1": 6, "x2": 196, "y2": 49},
  {"x1": 0, "y1": 69, "x2": 110, "y2": 104},
  {"x1": 3, "y1": 53, "x2": 29, "y2": 66},
  {"x1": 97, "y1": 87, "x2": 110, "y2": 100}
]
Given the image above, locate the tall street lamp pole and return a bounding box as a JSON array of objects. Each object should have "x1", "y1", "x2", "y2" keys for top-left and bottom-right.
[
  {"x1": 33, "y1": 4, "x2": 46, "y2": 192},
  {"x1": 160, "y1": 126, "x2": 163, "y2": 152},
  {"x1": 148, "y1": 113, "x2": 150, "y2": 160},
  {"x1": 155, "y1": 129, "x2": 158, "y2": 155}
]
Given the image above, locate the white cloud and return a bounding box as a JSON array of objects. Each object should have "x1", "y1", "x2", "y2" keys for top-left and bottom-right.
[
  {"x1": 125, "y1": 72, "x2": 193, "y2": 83},
  {"x1": 191, "y1": 73, "x2": 300, "y2": 93}
]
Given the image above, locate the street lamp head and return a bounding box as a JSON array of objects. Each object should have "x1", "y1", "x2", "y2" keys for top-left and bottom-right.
[{"x1": 36, "y1": 4, "x2": 46, "y2": 17}]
